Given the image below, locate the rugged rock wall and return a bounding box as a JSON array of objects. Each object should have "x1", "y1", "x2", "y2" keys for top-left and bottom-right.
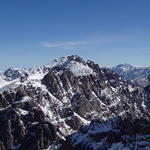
[
  {"x1": 0, "y1": 55, "x2": 150, "y2": 149},
  {"x1": 60, "y1": 117, "x2": 150, "y2": 150}
]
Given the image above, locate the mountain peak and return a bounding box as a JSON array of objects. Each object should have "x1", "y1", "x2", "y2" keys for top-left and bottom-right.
[
  {"x1": 45, "y1": 54, "x2": 93, "y2": 77},
  {"x1": 66, "y1": 54, "x2": 86, "y2": 64},
  {"x1": 4, "y1": 67, "x2": 28, "y2": 80},
  {"x1": 67, "y1": 54, "x2": 80, "y2": 60},
  {"x1": 115, "y1": 63, "x2": 133, "y2": 68},
  {"x1": 49, "y1": 54, "x2": 86, "y2": 66}
]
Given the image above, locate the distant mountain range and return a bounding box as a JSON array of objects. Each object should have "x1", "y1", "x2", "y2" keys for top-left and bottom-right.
[
  {"x1": 1, "y1": 61, "x2": 150, "y2": 89},
  {"x1": 110, "y1": 63, "x2": 150, "y2": 87},
  {"x1": 0, "y1": 55, "x2": 150, "y2": 150}
]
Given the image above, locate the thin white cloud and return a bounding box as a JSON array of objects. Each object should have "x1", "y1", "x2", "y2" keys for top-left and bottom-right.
[{"x1": 41, "y1": 41, "x2": 86, "y2": 48}]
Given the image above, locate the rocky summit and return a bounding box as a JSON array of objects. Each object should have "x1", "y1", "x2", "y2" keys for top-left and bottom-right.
[{"x1": 0, "y1": 55, "x2": 150, "y2": 150}]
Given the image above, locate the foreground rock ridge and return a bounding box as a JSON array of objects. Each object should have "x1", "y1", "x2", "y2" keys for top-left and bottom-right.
[{"x1": 0, "y1": 55, "x2": 150, "y2": 150}]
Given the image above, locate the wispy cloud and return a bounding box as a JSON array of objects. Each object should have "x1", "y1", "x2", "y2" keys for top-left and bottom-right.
[{"x1": 41, "y1": 41, "x2": 86, "y2": 48}]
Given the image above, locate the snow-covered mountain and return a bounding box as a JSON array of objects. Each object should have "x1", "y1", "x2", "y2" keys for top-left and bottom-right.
[
  {"x1": 0, "y1": 55, "x2": 150, "y2": 150},
  {"x1": 0, "y1": 55, "x2": 94, "y2": 91},
  {"x1": 110, "y1": 63, "x2": 150, "y2": 87}
]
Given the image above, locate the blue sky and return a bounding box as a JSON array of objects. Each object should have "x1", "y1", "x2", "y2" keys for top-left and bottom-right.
[{"x1": 0, "y1": 0, "x2": 150, "y2": 71}]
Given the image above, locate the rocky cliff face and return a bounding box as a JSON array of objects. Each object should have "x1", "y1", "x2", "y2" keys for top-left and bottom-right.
[
  {"x1": 0, "y1": 55, "x2": 150, "y2": 150},
  {"x1": 60, "y1": 117, "x2": 150, "y2": 150}
]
